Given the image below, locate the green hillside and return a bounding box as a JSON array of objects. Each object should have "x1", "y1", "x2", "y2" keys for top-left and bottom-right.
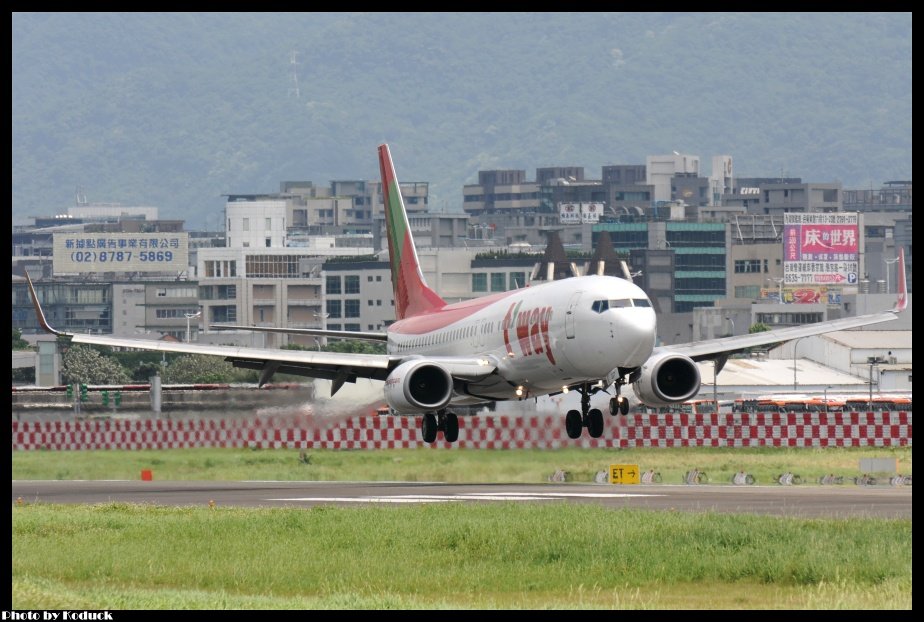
[{"x1": 12, "y1": 13, "x2": 912, "y2": 227}]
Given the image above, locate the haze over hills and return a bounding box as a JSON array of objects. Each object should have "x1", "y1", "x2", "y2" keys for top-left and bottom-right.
[{"x1": 12, "y1": 12, "x2": 912, "y2": 228}]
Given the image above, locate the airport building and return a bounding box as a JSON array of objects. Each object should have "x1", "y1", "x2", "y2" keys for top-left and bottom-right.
[
  {"x1": 12, "y1": 206, "x2": 203, "y2": 340},
  {"x1": 224, "y1": 178, "x2": 430, "y2": 239},
  {"x1": 646, "y1": 153, "x2": 700, "y2": 204},
  {"x1": 590, "y1": 221, "x2": 728, "y2": 313},
  {"x1": 462, "y1": 169, "x2": 540, "y2": 215},
  {"x1": 371, "y1": 212, "x2": 475, "y2": 252},
  {"x1": 322, "y1": 260, "x2": 394, "y2": 335},
  {"x1": 194, "y1": 180, "x2": 433, "y2": 346},
  {"x1": 12, "y1": 278, "x2": 200, "y2": 341},
  {"x1": 724, "y1": 179, "x2": 843, "y2": 217},
  {"x1": 195, "y1": 247, "x2": 366, "y2": 348}
]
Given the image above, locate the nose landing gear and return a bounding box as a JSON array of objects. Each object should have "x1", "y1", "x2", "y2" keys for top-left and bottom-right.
[{"x1": 609, "y1": 395, "x2": 630, "y2": 416}]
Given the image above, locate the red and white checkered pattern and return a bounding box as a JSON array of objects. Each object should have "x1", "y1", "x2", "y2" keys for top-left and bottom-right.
[
  {"x1": 11, "y1": 411, "x2": 911, "y2": 451},
  {"x1": 621, "y1": 412, "x2": 912, "y2": 448}
]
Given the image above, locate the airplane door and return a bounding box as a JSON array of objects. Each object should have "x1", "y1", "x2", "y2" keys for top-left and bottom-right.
[{"x1": 565, "y1": 291, "x2": 582, "y2": 339}]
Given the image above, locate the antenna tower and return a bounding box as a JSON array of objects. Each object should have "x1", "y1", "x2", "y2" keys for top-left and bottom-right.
[{"x1": 289, "y1": 50, "x2": 300, "y2": 98}]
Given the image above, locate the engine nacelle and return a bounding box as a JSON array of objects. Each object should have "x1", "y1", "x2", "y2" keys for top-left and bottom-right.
[
  {"x1": 631, "y1": 351, "x2": 701, "y2": 407},
  {"x1": 383, "y1": 360, "x2": 453, "y2": 414}
]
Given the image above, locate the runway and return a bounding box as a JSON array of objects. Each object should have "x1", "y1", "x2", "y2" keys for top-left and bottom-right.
[{"x1": 11, "y1": 480, "x2": 911, "y2": 518}]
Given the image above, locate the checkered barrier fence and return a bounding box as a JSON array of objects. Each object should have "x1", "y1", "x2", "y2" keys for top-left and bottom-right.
[
  {"x1": 11, "y1": 411, "x2": 911, "y2": 451},
  {"x1": 622, "y1": 411, "x2": 912, "y2": 448}
]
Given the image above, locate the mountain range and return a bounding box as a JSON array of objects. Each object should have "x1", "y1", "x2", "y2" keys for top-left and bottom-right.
[{"x1": 12, "y1": 12, "x2": 912, "y2": 228}]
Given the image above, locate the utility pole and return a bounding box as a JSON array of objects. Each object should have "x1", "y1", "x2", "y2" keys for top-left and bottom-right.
[
  {"x1": 185, "y1": 311, "x2": 201, "y2": 343},
  {"x1": 289, "y1": 50, "x2": 300, "y2": 98},
  {"x1": 793, "y1": 337, "x2": 805, "y2": 391},
  {"x1": 867, "y1": 356, "x2": 885, "y2": 412}
]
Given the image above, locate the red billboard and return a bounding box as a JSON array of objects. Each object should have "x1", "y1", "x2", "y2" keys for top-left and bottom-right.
[{"x1": 783, "y1": 213, "x2": 859, "y2": 286}]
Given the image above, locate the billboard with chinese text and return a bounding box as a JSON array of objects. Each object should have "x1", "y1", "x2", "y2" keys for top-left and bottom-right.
[
  {"x1": 559, "y1": 203, "x2": 580, "y2": 224},
  {"x1": 761, "y1": 286, "x2": 843, "y2": 304},
  {"x1": 559, "y1": 202, "x2": 603, "y2": 224},
  {"x1": 53, "y1": 233, "x2": 189, "y2": 274},
  {"x1": 581, "y1": 202, "x2": 602, "y2": 224},
  {"x1": 783, "y1": 213, "x2": 858, "y2": 286}
]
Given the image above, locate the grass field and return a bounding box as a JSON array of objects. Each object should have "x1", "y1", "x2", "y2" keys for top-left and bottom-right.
[
  {"x1": 11, "y1": 502, "x2": 911, "y2": 609},
  {"x1": 12, "y1": 447, "x2": 912, "y2": 608},
  {"x1": 12, "y1": 446, "x2": 912, "y2": 484}
]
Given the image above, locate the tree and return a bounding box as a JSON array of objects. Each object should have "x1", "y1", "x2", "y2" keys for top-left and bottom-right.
[
  {"x1": 285, "y1": 340, "x2": 386, "y2": 354},
  {"x1": 324, "y1": 340, "x2": 387, "y2": 355},
  {"x1": 746, "y1": 322, "x2": 780, "y2": 355},
  {"x1": 132, "y1": 361, "x2": 165, "y2": 382},
  {"x1": 62, "y1": 345, "x2": 130, "y2": 385},
  {"x1": 161, "y1": 354, "x2": 254, "y2": 384},
  {"x1": 11, "y1": 328, "x2": 30, "y2": 350}
]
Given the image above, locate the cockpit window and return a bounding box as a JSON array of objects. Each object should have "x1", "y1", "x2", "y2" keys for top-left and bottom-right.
[
  {"x1": 591, "y1": 298, "x2": 635, "y2": 313},
  {"x1": 632, "y1": 298, "x2": 652, "y2": 308}
]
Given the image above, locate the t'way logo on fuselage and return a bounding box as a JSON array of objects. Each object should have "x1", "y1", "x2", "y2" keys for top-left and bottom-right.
[{"x1": 502, "y1": 302, "x2": 556, "y2": 365}]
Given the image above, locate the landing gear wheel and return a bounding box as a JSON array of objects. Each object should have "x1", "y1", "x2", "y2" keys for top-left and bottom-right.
[
  {"x1": 421, "y1": 413, "x2": 438, "y2": 443},
  {"x1": 565, "y1": 410, "x2": 583, "y2": 439},
  {"x1": 444, "y1": 413, "x2": 459, "y2": 443},
  {"x1": 587, "y1": 408, "x2": 604, "y2": 438},
  {"x1": 609, "y1": 396, "x2": 630, "y2": 416}
]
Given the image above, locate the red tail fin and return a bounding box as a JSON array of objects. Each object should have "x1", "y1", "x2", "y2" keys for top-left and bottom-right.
[{"x1": 378, "y1": 144, "x2": 445, "y2": 320}]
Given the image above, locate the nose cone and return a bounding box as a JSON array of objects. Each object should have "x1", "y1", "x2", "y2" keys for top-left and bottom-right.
[
  {"x1": 616, "y1": 308, "x2": 657, "y2": 366},
  {"x1": 562, "y1": 302, "x2": 657, "y2": 378}
]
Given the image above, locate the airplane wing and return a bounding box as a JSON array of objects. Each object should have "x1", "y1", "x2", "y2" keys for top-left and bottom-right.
[
  {"x1": 661, "y1": 309, "x2": 899, "y2": 363},
  {"x1": 209, "y1": 324, "x2": 388, "y2": 342},
  {"x1": 662, "y1": 247, "x2": 909, "y2": 365},
  {"x1": 68, "y1": 333, "x2": 392, "y2": 389},
  {"x1": 26, "y1": 274, "x2": 494, "y2": 394}
]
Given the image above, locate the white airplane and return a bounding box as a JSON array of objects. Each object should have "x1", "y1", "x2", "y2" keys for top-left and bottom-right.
[{"x1": 27, "y1": 144, "x2": 908, "y2": 443}]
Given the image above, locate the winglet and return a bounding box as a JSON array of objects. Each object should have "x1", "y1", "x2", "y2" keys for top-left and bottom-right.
[
  {"x1": 25, "y1": 271, "x2": 67, "y2": 336},
  {"x1": 893, "y1": 247, "x2": 907, "y2": 313}
]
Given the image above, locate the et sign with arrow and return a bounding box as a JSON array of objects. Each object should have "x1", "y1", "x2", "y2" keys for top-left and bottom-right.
[{"x1": 609, "y1": 464, "x2": 640, "y2": 485}]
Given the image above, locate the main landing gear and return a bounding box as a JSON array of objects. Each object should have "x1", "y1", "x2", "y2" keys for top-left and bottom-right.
[
  {"x1": 565, "y1": 383, "x2": 605, "y2": 439},
  {"x1": 421, "y1": 411, "x2": 459, "y2": 444},
  {"x1": 564, "y1": 376, "x2": 632, "y2": 439}
]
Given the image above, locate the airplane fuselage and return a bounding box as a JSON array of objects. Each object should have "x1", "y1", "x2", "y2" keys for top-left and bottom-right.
[{"x1": 387, "y1": 275, "x2": 657, "y2": 400}]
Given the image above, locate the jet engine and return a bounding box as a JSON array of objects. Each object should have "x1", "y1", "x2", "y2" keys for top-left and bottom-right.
[
  {"x1": 631, "y1": 351, "x2": 701, "y2": 406},
  {"x1": 383, "y1": 360, "x2": 453, "y2": 414}
]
